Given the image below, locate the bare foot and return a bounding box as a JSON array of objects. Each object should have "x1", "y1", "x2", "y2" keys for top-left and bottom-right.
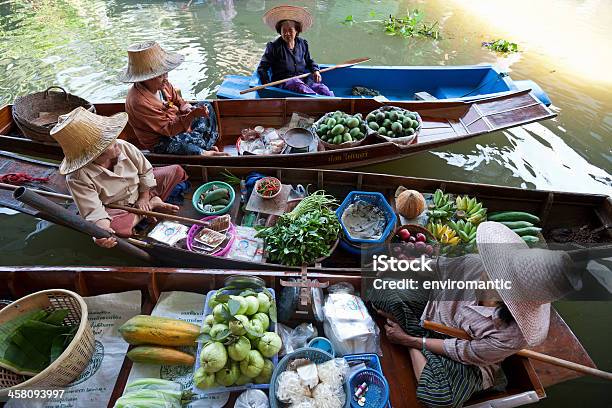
[
  {"x1": 150, "y1": 196, "x2": 180, "y2": 214},
  {"x1": 201, "y1": 149, "x2": 230, "y2": 157}
]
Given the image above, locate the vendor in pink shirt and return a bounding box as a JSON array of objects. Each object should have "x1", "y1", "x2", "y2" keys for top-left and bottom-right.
[{"x1": 369, "y1": 222, "x2": 581, "y2": 407}]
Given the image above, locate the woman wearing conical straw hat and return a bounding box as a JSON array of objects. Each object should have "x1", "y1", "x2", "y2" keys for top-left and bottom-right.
[
  {"x1": 257, "y1": 5, "x2": 334, "y2": 96},
  {"x1": 122, "y1": 41, "x2": 228, "y2": 157},
  {"x1": 50, "y1": 107, "x2": 188, "y2": 248},
  {"x1": 369, "y1": 222, "x2": 582, "y2": 407}
]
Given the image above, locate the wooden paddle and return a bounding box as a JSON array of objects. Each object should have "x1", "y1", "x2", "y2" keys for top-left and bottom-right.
[
  {"x1": 423, "y1": 320, "x2": 612, "y2": 381},
  {"x1": 240, "y1": 57, "x2": 371, "y2": 95},
  {"x1": 0, "y1": 182, "x2": 212, "y2": 228}
]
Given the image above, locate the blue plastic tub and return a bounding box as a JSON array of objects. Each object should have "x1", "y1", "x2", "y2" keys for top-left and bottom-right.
[
  {"x1": 349, "y1": 368, "x2": 390, "y2": 408},
  {"x1": 336, "y1": 191, "x2": 397, "y2": 245},
  {"x1": 308, "y1": 337, "x2": 335, "y2": 357}
]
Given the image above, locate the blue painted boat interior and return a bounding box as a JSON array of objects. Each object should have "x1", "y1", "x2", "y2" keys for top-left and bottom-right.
[{"x1": 216, "y1": 64, "x2": 551, "y2": 105}]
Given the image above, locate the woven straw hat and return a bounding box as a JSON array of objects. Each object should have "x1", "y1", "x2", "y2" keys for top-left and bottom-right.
[
  {"x1": 476, "y1": 222, "x2": 581, "y2": 346},
  {"x1": 263, "y1": 5, "x2": 313, "y2": 33},
  {"x1": 50, "y1": 107, "x2": 128, "y2": 175},
  {"x1": 118, "y1": 41, "x2": 184, "y2": 83}
]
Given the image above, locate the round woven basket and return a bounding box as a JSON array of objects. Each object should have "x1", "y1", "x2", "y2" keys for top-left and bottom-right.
[
  {"x1": 0, "y1": 289, "x2": 94, "y2": 397},
  {"x1": 269, "y1": 347, "x2": 350, "y2": 408},
  {"x1": 365, "y1": 106, "x2": 421, "y2": 146},
  {"x1": 12, "y1": 86, "x2": 96, "y2": 142},
  {"x1": 311, "y1": 112, "x2": 369, "y2": 151}
]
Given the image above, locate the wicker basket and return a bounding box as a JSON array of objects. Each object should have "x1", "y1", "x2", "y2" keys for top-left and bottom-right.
[
  {"x1": 365, "y1": 106, "x2": 421, "y2": 146},
  {"x1": 269, "y1": 347, "x2": 350, "y2": 408},
  {"x1": 311, "y1": 112, "x2": 369, "y2": 150},
  {"x1": 12, "y1": 86, "x2": 96, "y2": 142},
  {"x1": 0, "y1": 289, "x2": 95, "y2": 396}
]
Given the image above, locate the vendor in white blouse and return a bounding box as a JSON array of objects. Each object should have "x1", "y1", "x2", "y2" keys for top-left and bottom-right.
[{"x1": 369, "y1": 221, "x2": 582, "y2": 407}]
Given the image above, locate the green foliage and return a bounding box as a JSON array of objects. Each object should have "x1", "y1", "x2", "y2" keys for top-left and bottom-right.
[
  {"x1": 384, "y1": 10, "x2": 440, "y2": 39},
  {"x1": 483, "y1": 39, "x2": 519, "y2": 54},
  {"x1": 255, "y1": 192, "x2": 340, "y2": 266}
]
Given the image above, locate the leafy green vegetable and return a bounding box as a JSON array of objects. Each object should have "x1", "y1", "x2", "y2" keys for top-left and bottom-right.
[
  {"x1": 256, "y1": 192, "x2": 340, "y2": 266},
  {"x1": 384, "y1": 10, "x2": 440, "y2": 39},
  {"x1": 0, "y1": 308, "x2": 76, "y2": 375},
  {"x1": 483, "y1": 39, "x2": 519, "y2": 54}
]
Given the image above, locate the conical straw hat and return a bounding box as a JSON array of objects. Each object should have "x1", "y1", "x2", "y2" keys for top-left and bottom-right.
[
  {"x1": 50, "y1": 107, "x2": 128, "y2": 175},
  {"x1": 263, "y1": 5, "x2": 313, "y2": 32},
  {"x1": 118, "y1": 41, "x2": 184, "y2": 83},
  {"x1": 476, "y1": 222, "x2": 581, "y2": 346}
]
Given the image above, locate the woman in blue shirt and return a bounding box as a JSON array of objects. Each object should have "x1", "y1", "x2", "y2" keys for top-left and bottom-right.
[{"x1": 257, "y1": 5, "x2": 333, "y2": 96}]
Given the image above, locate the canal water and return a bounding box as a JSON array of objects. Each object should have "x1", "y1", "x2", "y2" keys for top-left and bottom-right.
[{"x1": 0, "y1": 0, "x2": 610, "y2": 405}]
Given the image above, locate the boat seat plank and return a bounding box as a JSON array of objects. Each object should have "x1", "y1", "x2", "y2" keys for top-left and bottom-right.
[{"x1": 414, "y1": 91, "x2": 438, "y2": 101}]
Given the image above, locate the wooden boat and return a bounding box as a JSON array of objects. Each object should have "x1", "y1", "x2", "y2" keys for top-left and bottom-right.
[
  {"x1": 217, "y1": 64, "x2": 552, "y2": 105},
  {"x1": 0, "y1": 91, "x2": 555, "y2": 169},
  {"x1": 1, "y1": 151, "x2": 610, "y2": 274},
  {"x1": 0, "y1": 265, "x2": 597, "y2": 407}
]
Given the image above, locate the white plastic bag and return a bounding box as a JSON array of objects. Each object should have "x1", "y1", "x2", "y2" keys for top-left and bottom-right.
[{"x1": 235, "y1": 389, "x2": 269, "y2": 408}]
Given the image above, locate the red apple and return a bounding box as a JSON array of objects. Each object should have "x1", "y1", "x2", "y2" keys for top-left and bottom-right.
[
  {"x1": 425, "y1": 245, "x2": 434, "y2": 255},
  {"x1": 415, "y1": 241, "x2": 426, "y2": 254},
  {"x1": 398, "y1": 229, "x2": 411, "y2": 241},
  {"x1": 416, "y1": 233, "x2": 427, "y2": 243}
]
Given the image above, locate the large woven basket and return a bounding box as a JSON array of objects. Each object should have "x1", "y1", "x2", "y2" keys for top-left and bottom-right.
[
  {"x1": 12, "y1": 86, "x2": 96, "y2": 142},
  {"x1": 0, "y1": 289, "x2": 95, "y2": 396}
]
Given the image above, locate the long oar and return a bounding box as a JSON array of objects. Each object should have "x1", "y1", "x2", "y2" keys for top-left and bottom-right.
[
  {"x1": 240, "y1": 57, "x2": 370, "y2": 95},
  {"x1": 0, "y1": 182, "x2": 212, "y2": 228},
  {"x1": 423, "y1": 320, "x2": 612, "y2": 381}
]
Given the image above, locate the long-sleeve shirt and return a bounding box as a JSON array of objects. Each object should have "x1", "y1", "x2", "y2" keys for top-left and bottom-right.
[
  {"x1": 256, "y1": 36, "x2": 320, "y2": 84},
  {"x1": 125, "y1": 81, "x2": 192, "y2": 149},
  {"x1": 66, "y1": 139, "x2": 157, "y2": 222},
  {"x1": 421, "y1": 254, "x2": 528, "y2": 389}
]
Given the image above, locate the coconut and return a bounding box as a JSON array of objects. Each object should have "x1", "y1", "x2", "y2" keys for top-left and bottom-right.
[{"x1": 396, "y1": 187, "x2": 426, "y2": 219}]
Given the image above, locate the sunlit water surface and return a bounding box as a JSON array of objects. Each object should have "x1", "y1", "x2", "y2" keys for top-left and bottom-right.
[{"x1": 0, "y1": 1, "x2": 610, "y2": 405}]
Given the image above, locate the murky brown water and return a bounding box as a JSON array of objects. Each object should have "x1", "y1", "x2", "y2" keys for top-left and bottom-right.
[{"x1": 0, "y1": 0, "x2": 610, "y2": 405}]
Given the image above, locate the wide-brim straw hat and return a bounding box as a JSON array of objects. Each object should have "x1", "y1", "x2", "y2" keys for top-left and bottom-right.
[
  {"x1": 118, "y1": 41, "x2": 184, "y2": 83},
  {"x1": 263, "y1": 5, "x2": 313, "y2": 32},
  {"x1": 476, "y1": 222, "x2": 581, "y2": 346},
  {"x1": 50, "y1": 107, "x2": 128, "y2": 175}
]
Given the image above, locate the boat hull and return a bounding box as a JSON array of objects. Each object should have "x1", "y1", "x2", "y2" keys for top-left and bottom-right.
[
  {"x1": 217, "y1": 64, "x2": 552, "y2": 106},
  {"x1": 0, "y1": 91, "x2": 555, "y2": 169}
]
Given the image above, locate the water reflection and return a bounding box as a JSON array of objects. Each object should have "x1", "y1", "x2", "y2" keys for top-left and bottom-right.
[{"x1": 0, "y1": 0, "x2": 610, "y2": 210}]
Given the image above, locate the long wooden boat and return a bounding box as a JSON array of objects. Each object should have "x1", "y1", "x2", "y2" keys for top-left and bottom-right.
[
  {"x1": 217, "y1": 63, "x2": 552, "y2": 106},
  {"x1": 0, "y1": 91, "x2": 555, "y2": 169},
  {"x1": 1, "y1": 151, "x2": 610, "y2": 274},
  {"x1": 0, "y1": 266, "x2": 596, "y2": 407}
]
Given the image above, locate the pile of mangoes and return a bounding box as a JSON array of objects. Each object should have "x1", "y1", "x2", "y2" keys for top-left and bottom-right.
[
  {"x1": 315, "y1": 111, "x2": 367, "y2": 145},
  {"x1": 366, "y1": 107, "x2": 420, "y2": 138}
]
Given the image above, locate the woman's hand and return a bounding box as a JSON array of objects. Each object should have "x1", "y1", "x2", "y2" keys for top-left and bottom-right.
[
  {"x1": 313, "y1": 70, "x2": 322, "y2": 83},
  {"x1": 190, "y1": 105, "x2": 209, "y2": 119},
  {"x1": 93, "y1": 219, "x2": 117, "y2": 248},
  {"x1": 384, "y1": 319, "x2": 417, "y2": 347},
  {"x1": 179, "y1": 103, "x2": 194, "y2": 114}
]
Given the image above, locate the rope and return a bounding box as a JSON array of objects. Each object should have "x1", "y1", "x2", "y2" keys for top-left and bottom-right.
[{"x1": 0, "y1": 173, "x2": 50, "y2": 184}]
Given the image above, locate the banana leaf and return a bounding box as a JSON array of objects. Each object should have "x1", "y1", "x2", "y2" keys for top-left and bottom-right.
[{"x1": 0, "y1": 308, "x2": 75, "y2": 376}]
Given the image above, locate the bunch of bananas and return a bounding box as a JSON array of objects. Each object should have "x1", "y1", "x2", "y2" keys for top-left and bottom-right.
[
  {"x1": 448, "y1": 219, "x2": 477, "y2": 244},
  {"x1": 454, "y1": 195, "x2": 487, "y2": 224},
  {"x1": 429, "y1": 189, "x2": 456, "y2": 221},
  {"x1": 427, "y1": 222, "x2": 460, "y2": 246}
]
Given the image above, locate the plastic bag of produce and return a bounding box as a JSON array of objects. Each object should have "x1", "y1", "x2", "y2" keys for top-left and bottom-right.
[
  {"x1": 323, "y1": 293, "x2": 381, "y2": 356},
  {"x1": 235, "y1": 389, "x2": 270, "y2": 408},
  {"x1": 114, "y1": 390, "x2": 182, "y2": 408},
  {"x1": 277, "y1": 323, "x2": 317, "y2": 356}
]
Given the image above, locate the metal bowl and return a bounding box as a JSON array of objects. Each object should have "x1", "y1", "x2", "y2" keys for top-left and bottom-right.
[{"x1": 282, "y1": 127, "x2": 315, "y2": 153}]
